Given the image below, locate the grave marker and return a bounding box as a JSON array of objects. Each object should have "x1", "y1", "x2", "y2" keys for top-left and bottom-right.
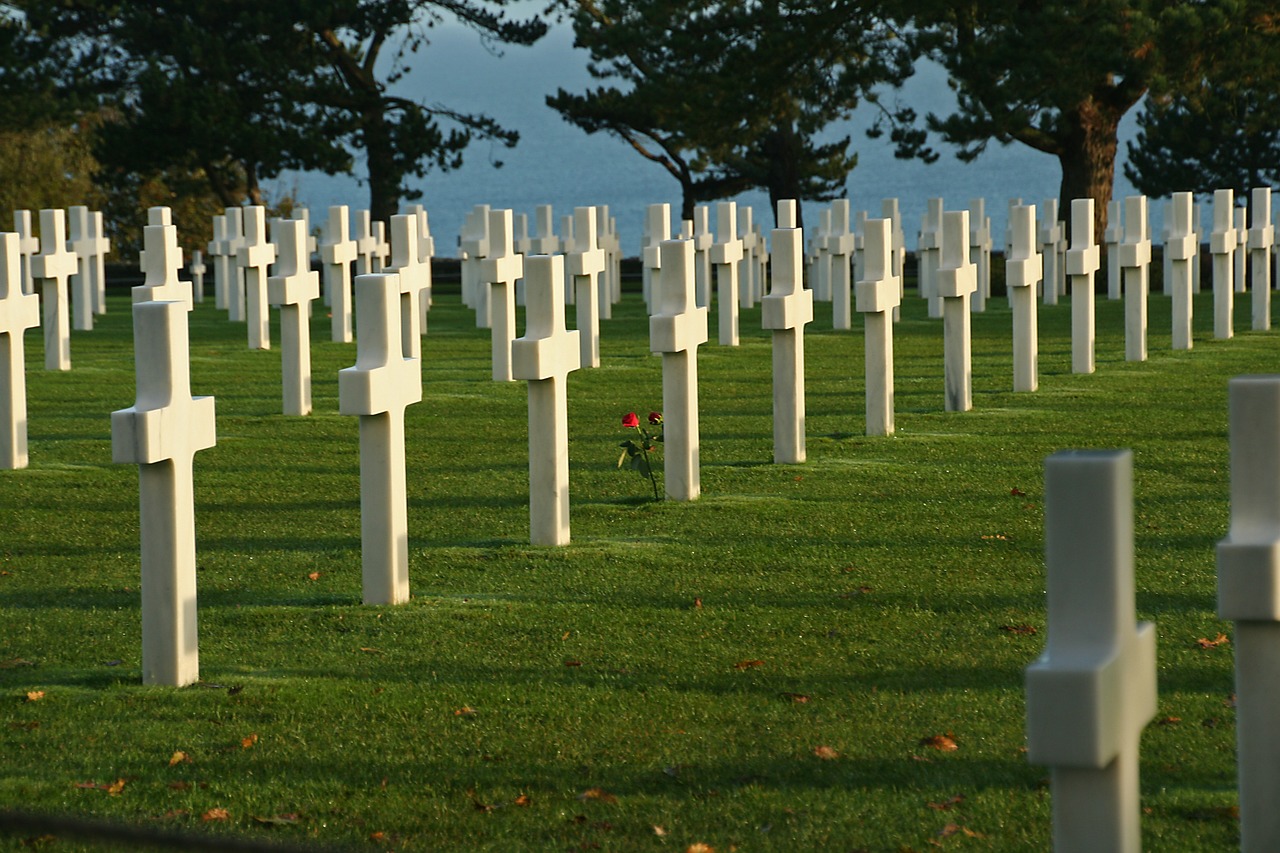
[
  {"x1": 710, "y1": 202, "x2": 743, "y2": 346},
  {"x1": 1192, "y1": 200, "x2": 1204, "y2": 294},
  {"x1": 856, "y1": 217, "x2": 900, "y2": 435},
  {"x1": 0, "y1": 233, "x2": 39, "y2": 469},
  {"x1": 135, "y1": 220, "x2": 193, "y2": 309},
  {"x1": 692, "y1": 205, "x2": 713, "y2": 309},
  {"x1": 111, "y1": 298, "x2": 217, "y2": 686},
  {"x1": 1167, "y1": 192, "x2": 1197, "y2": 350},
  {"x1": 31, "y1": 209, "x2": 77, "y2": 372},
  {"x1": 937, "y1": 210, "x2": 976, "y2": 412},
  {"x1": 354, "y1": 209, "x2": 378, "y2": 276},
  {"x1": 969, "y1": 198, "x2": 991, "y2": 313},
  {"x1": 414, "y1": 206, "x2": 435, "y2": 332},
  {"x1": 762, "y1": 200, "x2": 813, "y2": 463},
  {"x1": 567, "y1": 206, "x2": 604, "y2": 369},
  {"x1": 882, "y1": 198, "x2": 905, "y2": 321},
  {"x1": 461, "y1": 204, "x2": 491, "y2": 325},
  {"x1": 66, "y1": 206, "x2": 95, "y2": 331},
  {"x1": 1217, "y1": 375, "x2": 1280, "y2": 851},
  {"x1": 320, "y1": 205, "x2": 356, "y2": 343},
  {"x1": 238, "y1": 207, "x2": 275, "y2": 350},
  {"x1": 267, "y1": 219, "x2": 320, "y2": 416},
  {"x1": 1118, "y1": 196, "x2": 1151, "y2": 362},
  {"x1": 223, "y1": 207, "x2": 247, "y2": 323},
  {"x1": 89, "y1": 211, "x2": 110, "y2": 315},
  {"x1": 826, "y1": 200, "x2": 855, "y2": 330},
  {"x1": 388, "y1": 213, "x2": 430, "y2": 355},
  {"x1": 919, "y1": 199, "x2": 944, "y2": 318},
  {"x1": 595, "y1": 206, "x2": 616, "y2": 319},
  {"x1": 1066, "y1": 198, "x2": 1099, "y2": 373},
  {"x1": 813, "y1": 207, "x2": 833, "y2": 303},
  {"x1": 512, "y1": 254, "x2": 580, "y2": 545},
  {"x1": 1249, "y1": 187, "x2": 1273, "y2": 331},
  {"x1": 207, "y1": 214, "x2": 230, "y2": 310},
  {"x1": 1007, "y1": 205, "x2": 1042, "y2": 392},
  {"x1": 1104, "y1": 199, "x2": 1123, "y2": 300},
  {"x1": 651, "y1": 238, "x2": 708, "y2": 501},
  {"x1": 13, "y1": 210, "x2": 37, "y2": 296},
  {"x1": 642, "y1": 204, "x2": 670, "y2": 313},
  {"x1": 1210, "y1": 189, "x2": 1236, "y2": 340},
  {"x1": 1236, "y1": 207, "x2": 1249, "y2": 295},
  {"x1": 1040, "y1": 200, "x2": 1062, "y2": 306},
  {"x1": 480, "y1": 209, "x2": 523, "y2": 382},
  {"x1": 1026, "y1": 449, "x2": 1157, "y2": 853},
  {"x1": 188, "y1": 250, "x2": 206, "y2": 304},
  {"x1": 339, "y1": 273, "x2": 421, "y2": 606}
]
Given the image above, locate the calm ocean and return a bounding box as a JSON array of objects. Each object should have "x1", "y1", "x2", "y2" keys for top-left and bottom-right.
[{"x1": 281, "y1": 17, "x2": 1146, "y2": 255}]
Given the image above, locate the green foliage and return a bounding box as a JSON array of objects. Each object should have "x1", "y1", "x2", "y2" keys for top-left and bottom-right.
[
  {"x1": 549, "y1": 0, "x2": 914, "y2": 224},
  {"x1": 0, "y1": 280, "x2": 1263, "y2": 850},
  {"x1": 0, "y1": 122, "x2": 101, "y2": 215}
]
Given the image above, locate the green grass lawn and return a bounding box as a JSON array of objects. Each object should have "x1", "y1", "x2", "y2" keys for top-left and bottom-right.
[{"x1": 0, "y1": 276, "x2": 1265, "y2": 851}]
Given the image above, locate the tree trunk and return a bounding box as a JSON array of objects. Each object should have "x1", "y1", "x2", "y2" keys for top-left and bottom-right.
[
  {"x1": 363, "y1": 113, "x2": 400, "y2": 224},
  {"x1": 763, "y1": 127, "x2": 804, "y2": 230},
  {"x1": 1057, "y1": 99, "x2": 1125, "y2": 243}
]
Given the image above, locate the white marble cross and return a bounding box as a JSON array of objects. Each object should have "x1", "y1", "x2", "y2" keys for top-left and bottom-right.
[
  {"x1": 1026, "y1": 449, "x2": 1156, "y2": 853},
  {"x1": 481, "y1": 209, "x2": 524, "y2": 382},
  {"x1": 1249, "y1": 187, "x2": 1273, "y2": 331},
  {"x1": 135, "y1": 220, "x2": 193, "y2": 309},
  {"x1": 461, "y1": 204, "x2": 491, "y2": 325},
  {"x1": 512, "y1": 254, "x2": 580, "y2": 545},
  {"x1": 338, "y1": 273, "x2": 421, "y2": 605},
  {"x1": 111, "y1": 298, "x2": 217, "y2": 686},
  {"x1": 13, "y1": 210, "x2": 38, "y2": 296},
  {"x1": 1104, "y1": 199, "x2": 1123, "y2": 301},
  {"x1": 1217, "y1": 375, "x2": 1280, "y2": 851},
  {"x1": 354, "y1": 209, "x2": 378, "y2": 277},
  {"x1": 238, "y1": 207, "x2": 275, "y2": 350},
  {"x1": 412, "y1": 206, "x2": 434, "y2": 332},
  {"x1": 596, "y1": 205, "x2": 620, "y2": 317},
  {"x1": 763, "y1": 200, "x2": 814, "y2": 464},
  {"x1": 968, "y1": 198, "x2": 991, "y2": 313},
  {"x1": 567, "y1": 206, "x2": 605, "y2": 369},
  {"x1": 1191, "y1": 201, "x2": 1204, "y2": 294},
  {"x1": 1209, "y1": 189, "x2": 1237, "y2": 340},
  {"x1": 223, "y1": 207, "x2": 248, "y2": 323},
  {"x1": 1066, "y1": 198, "x2": 1100, "y2": 373},
  {"x1": 268, "y1": 219, "x2": 320, "y2": 416},
  {"x1": 0, "y1": 233, "x2": 39, "y2": 469},
  {"x1": 650, "y1": 238, "x2": 708, "y2": 501},
  {"x1": 642, "y1": 204, "x2": 670, "y2": 313},
  {"x1": 919, "y1": 199, "x2": 944, "y2": 318},
  {"x1": 813, "y1": 208, "x2": 833, "y2": 303},
  {"x1": 856, "y1": 217, "x2": 901, "y2": 435},
  {"x1": 1167, "y1": 192, "x2": 1197, "y2": 350},
  {"x1": 882, "y1": 198, "x2": 906, "y2": 321},
  {"x1": 1161, "y1": 201, "x2": 1175, "y2": 298},
  {"x1": 1007, "y1": 205, "x2": 1042, "y2": 393},
  {"x1": 371, "y1": 221, "x2": 389, "y2": 272},
  {"x1": 1040, "y1": 199, "x2": 1063, "y2": 306},
  {"x1": 320, "y1": 205, "x2": 357, "y2": 343},
  {"x1": 826, "y1": 200, "x2": 856, "y2": 330},
  {"x1": 937, "y1": 210, "x2": 976, "y2": 412},
  {"x1": 31, "y1": 209, "x2": 78, "y2": 371},
  {"x1": 87, "y1": 211, "x2": 110, "y2": 316},
  {"x1": 692, "y1": 205, "x2": 713, "y2": 308},
  {"x1": 208, "y1": 214, "x2": 231, "y2": 311},
  {"x1": 710, "y1": 202, "x2": 743, "y2": 346},
  {"x1": 529, "y1": 204, "x2": 560, "y2": 255},
  {"x1": 1236, "y1": 207, "x2": 1249, "y2": 295},
  {"x1": 1118, "y1": 196, "x2": 1152, "y2": 362},
  {"x1": 188, "y1": 249, "x2": 206, "y2": 305},
  {"x1": 66, "y1": 206, "x2": 96, "y2": 330},
  {"x1": 738, "y1": 206, "x2": 758, "y2": 309},
  {"x1": 388, "y1": 213, "x2": 429, "y2": 357}
]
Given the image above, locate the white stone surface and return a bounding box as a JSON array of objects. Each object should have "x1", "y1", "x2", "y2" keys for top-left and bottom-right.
[
  {"x1": 738, "y1": 206, "x2": 758, "y2": 310},
  {"x1": 0, "y1": 233, "x2": 39, "y2": 469},
  {"x1": 412, "y1": 206, "x2": 435, "y2": 332},
  {"x1": 13, "y1": 210, "x2": 37, "y2": 296},
  {"x1": 135, "y1": 219, "x2": 193, "y2": 309},
  {"x1": 207, "y1": 214, "x2": 231, "y2": 310},
  {"x1": 710, "y1": 202, "x2": 743, "y2": 346},
  {"x1": 338, "y1": 273, "x2": 422, "y2": 605},
  {"x1": 320, "y1": 205, "x2": 357, "y2": 343},
  {"x1": 223, "y1": 207, "x2": 247, "y2": 323},
  {"x1": 1166, "y1": 192, "x2": 1197, "y2": 350},
  {"x1": 1026, "y1": 449, "x2": 1157, "y2": 853},
  {"x1": 1236, "y1": 207, "x2": 1249, "y2": 295},
  {"x1": 238, "y1": 207, "x2": 275, "y2": 350},
  {"x1": 388, "y1": 213, "x2": 429, "y2": 356},
  {"x1": 1250, "y1": 187, "x2": 1273, "y2": 331},
  {"x1": 813, "y1": 208, "x2": 832, "y2": 303},
  {"x1": 642, "y1": 204, "x2": 670, "y2": 313},
  {"x1": 762, "y1": 200, "x2": 813, "y2": 463},
  {"x1": 692, "y1": 205, "x2": 713, "y2": 309},
  {"x1": 267, "y1": 218, "x2": 320, "y2": 416},
  {"x1": 1118, "y1": 197, "x2": 1152, "y2": 363},
  {"x1": 31, "y1": 209, "x2": 77, "y2": 372},
  {"x1": 372, "y1": 220, "x2": 390, "y2": 272},
  {"x1": 567, "y1": 206, "x2": 604, "y2": 369},
  {"x1": 1104, "y1": 199, "x2": 1123, "y2": 301},
  {"x1": 596, "y1": 206, "x2": 618, "y2": 319},
  {"x1": 1066, "y1": 198, "x2": 1100, "y2": 373},
  {"x1": 1040, "y1": 200, "x2": 1062, "y2": 306},
  {"x1": 66, "y1": 206, "x2": 96, "y2": 330},
  {"x1": 969, "y1": 198, "x2": 990, "y2": 313},
  {"x1": 919, "y1": 199, "x2": 944, "y2": 318},
  {"x1": 480, "y1": 209, "x2": 523, "y2": 382},
  {"x1": 882, "y1": 198, "x2": 905, "y2": 321},
  {"x1": 354, "y1": 209, "x2": 378, "y2": 276},
  {"x1": 825, "y1": 200, "x2": 855, "y2": 330},
  {"x1": 89, "y1": 211, "x2": 109, "y2": 315},
  {"x1": 1210, "y1": 189, "x2": 1237, "y2": 340},
  {"x1": 512, "y1": 254, "x2": 580, "y2": 545},
  {"x1": 937, "y1": 210, "x2": 976, "y2": 412},
  {"x1": 188, "y1": 249, "x2": 206, "y2": 305},
  {"x1": 111, "y1": 298, "x2": 216, "y2": 686},
  {"x1": 1217, "y1": 375, "x2": 1280, "y2": 851},
  {"x1": 1007, "y1": 205, "x2": 1042, "y2": 393},
  {"x1": 856, "y1": 217, "x2": 901, "y2": 435},
  {"x1": 461, "y1": 204, "x2": 491, "y2": 325},
  {"x1": 650, "y1": 238, "x2": 708, "y2": 501}
]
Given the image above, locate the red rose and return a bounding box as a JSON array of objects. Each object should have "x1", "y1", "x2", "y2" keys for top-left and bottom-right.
[
  {"x1": 622, "y1": 412, "x2": 640, "y2": 428},
  {"x1": 648, "y1": 412, "x2": 663, "y2": 425}
]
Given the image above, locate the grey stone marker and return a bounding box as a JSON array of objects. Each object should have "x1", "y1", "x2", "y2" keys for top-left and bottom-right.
[
  {"x1": 320, "y1": 205, "x2": 356, "y2": 343},
  {"x1": 1066, "y1": 198, "x2": 1099, "y2": 374},
  {"x1": 207, "y1": 214, "x2": 230, "y2": 311},
  {"x1": 267, "y1": 219, "x2": 320, "y2": 416},
  {"x1": 238, "y1": 206, "x2": 275, "y2": 350},
  {"x1": 762, "y1": 200, "x2": 813, "y2": 463},
  {"x1": 826, "y1": 200, "x2": 855, "y2": 330},
  {"x1": 1007, "y1": 205, "x2": 1042, "y2": 393},
  {"x1": 1249, "y1": 187, "x2": 1273, "y2": 331},
  {"x1": 1210, "y1": 189, "x2": 1237, "y2": 340},
  {"x1": 567, "y1": 206, "x2": 605, "y2": 369},
  {"x1": 710, "y1": 201, "x2": 743, "y2": 347},
  {"x1": 937, "y1": 210, "x2": 976, "y2": 412},
  {"x1": 856, "y1": 217, "x2": 900, "y2": 435},
  {"x1": 1167, "y1": 192, "x2": 1197, "y2": 350},
  {"x1": 1118, "y1": 196, "x2": 1151, "y2": 363}
]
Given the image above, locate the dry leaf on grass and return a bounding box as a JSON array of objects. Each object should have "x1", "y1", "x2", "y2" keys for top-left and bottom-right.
[
  {"x1": 513, "y1": 794, "x2": 531, "y2": 807},
  {"x1": 653, "y1": 825, "x2": 668, "y2": 837},
  {"x1": 167, "y1": 751, "x2": 191, "y2": 766},
  {"x1": 1157, "y1": 716, "x2": 1182, "y2": 726},
  {"x1": 307, "y1": 572, "x2": 320, "y2": 581},
  {"x1": 733, "y1": 659, "x2": 764, "y2": 670},
  {"x1": 813, "y1": 745, "x2": 840, "y2": 760},
  {"x1": 454, "y1": 706, "x2": 477, "y2": 718},
  {"x1": 998, "y1": 624, "x2": 1037, "y2": 636},
  {"x1": 938, "y1": 823, "x2": 985, "y2": 839},
  {"x1": 920, "y1": 733, "x2": 959, "y2": 752},
  {"x1": 24, "y1": 690, "x2": 44, "y2": 702},
  {"x1": 780, "y1": 692, "x2": 811, "y2": 703},
  {"x1": 1196, "y1": 633, "x2": 1230, "y2": 649},
  {"x1": 240, "y1": 733, "x2": 258, "y2": 749},
  {"x1": 564, "y1": 660, "x2": 583, "y2": 667},
  {"x1": 577, "y1": 787, "x2": 618, "y2": 804},
  {"x1": 201, "y1": 808, "x2": 229, "y2": 822},
  {"x1": 927, "y1": 794, "x2": 966, "y2": 811},
  {"x1": 685, "y1": 844, "x2": 716, "y2": 853}
]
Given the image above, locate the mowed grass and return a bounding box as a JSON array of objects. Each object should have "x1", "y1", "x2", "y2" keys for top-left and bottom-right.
[{"x1": 0, "y1": 272, "x2": 1265, "y2": 851}]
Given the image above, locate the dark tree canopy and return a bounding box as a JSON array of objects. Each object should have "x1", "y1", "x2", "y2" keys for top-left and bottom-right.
[{"x1": 549, "y1": 0, "x2": 917, "y2": 226}]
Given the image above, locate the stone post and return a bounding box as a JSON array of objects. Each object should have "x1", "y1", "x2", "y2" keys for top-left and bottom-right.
[
  {"x1": 738, "y1": 207, "x2": 757, "y2": 310},
  {"x1": 354, "y1": 209, "x2": 378, "y2": 277},
  {"x1": 1026, "y1": 449, "x2": 1157, "y2": 853},
  {"x1": 0, "y1": 234, "x2": 39, "y2": 469},
  {"x1": 1118, "y1": 196, "x2": 1152, "y2": 363},
  {"x1": 1249, "y1": 187, "x2": 1273, "y2": 331},
  {"x1": 320, "y1": 205, "x2": 357, "y2": 343},
  {"x1": 1210, "y1": 189, "x2": 1237, "y2": 340},
  {"x1": 567, "y1": 206, "x2": 605, "y2": 369},
  {"x1": 642, "y1": 204, "x2": 670, "y2": 313},
  {"x1": 1104, "y1": 199, "x2": 1123, "y2": 301},
  {"x1": 969, "y1": 198, "x2": 990, "y2": 313},
  {"x1": 188, "y1": 250, "x2": 206, "y2": 305},
  {"x1": 267, "y1": 219, "x2": 320, "y2": 416},
  {"x1": 1066, "y1": 198, "x2": 1100, "y2": 373},
  {"x1": 388, "y1": 213, "x2": 429, "y2": 355},
  {"x1": 762, "y1": 200, "x2": 813, "y2": 463},
  {"x1": 692, "y1": 205, "x2": 713, "y2": 309},
  {"x1": 919, "y1": 199, "x2": 944, "y2": 318},
  {"x1": 480, "y1": 209, "x2": 524, "y2": 382},
  {"x1": 826, "y1": 200, "x2": 855, "y2": 330},
  {"x1": 66, "y1": 206, "x2": 95, "y2": 331},
  {"x1": 1040, "y1": 199, "x2": 1062, "y2": 306},
  {"x1": 238, "y1": 206, "x2": 276, "y2": 351},
  {"x1": 31, "y1": 209, "x2": 78, "y2": 372},
  {"x1": 208, "y1": 214, "x2": 230, "y2": 311},
  {"x1": 1007, "y1": 205, "x2": 1042, "y2": 393},
  {"x1": 711, "y1": 202, "x2": 743, "y2": 346},
  {"x1": 1167, "y1": 192, "x2": 1197, "y2": 350},
  {"x1": 937, "y1": 210, "x2": 977, "y2": 412},
  {"x1": 223, "y1": 207, "x2": 247, "y2": 323},
  {"x1": 856, "y1": 218, "x2": 901, "y2": 435}
]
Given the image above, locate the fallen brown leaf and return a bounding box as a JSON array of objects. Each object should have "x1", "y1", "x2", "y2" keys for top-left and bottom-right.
[
  {"x1": 454, "y1": 706, "x2": 477, "y2": 717},
  {"x1": 921, "y1": 734, "x2": 959, "y2": 752},
  {"x1": 577, "y1": 787, "x2": 618, "y2": 804},
  {"x1": 513, "y1": 794, "x2": 531, "y2": 807},
  {"x1": 780, "y1": 692, "x2": 811, "y2": 703},
  {"x1": 564, "y1": 659, "x2": 583, "y2": 667},
  {"x1": 927, "y1": 794, "x2": 966, "y2": 811},
  {"x1": 168, "y1": 781, "x2": 191, "y2": 791},
  {"x1": 24, "y1": 690, "x2": 44, "y2": 703},
  {"x1": 306, "y1": 572, "x2": 320, "y2": 581},
  {"x1": 359, "y1": 647, "x2": 382, "y2": 654},
  {"x1": 156, "y1": 809, "x2": 189, "y2": 820},
  {"x1": 694, "y1": 597, "x2": 703, "y2": 609},
  {"x1": 167, "y1": 751, "x2": 191, "y2": 766},
  {"x1": 938, "y1": 823, "x2": 985, "y2": 839},
  {"x1": 1197, "y1": 633, "x2": 1230, "y2": 649},
  {"x1": 201, "y1": 808, "x2": 229, "y2": 822},
  {"x1": 685, "y1": 844, "x2": 716, "y2": 853},
  {"x1": 1010, "y1": 487, "x2": 1027, "y2": 497},
  {"x1": 240, "y1": 733, "x2": 258, "y2": 749},
  {"x1": 653, "y1": 825, "x2": 668, "y2": 837},
  {"x1": 998, "y1": 625, "x2": 1037, "y2": 636},
  {"x1": 105, "y1": 779, "x2": 127, "y2": 795},
  {"x1": 1157, "y1": 716, "x2": 1182, "y2": 726},
  {"x1": 733, "y1": 659, "x2": 765, "y2": 670},
  {"x1": 253, "y1": 813, "x2": 299, "y2": 826},
  {"x1": 813, "y1": 745, "x2": 840, "y2": 760}
]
